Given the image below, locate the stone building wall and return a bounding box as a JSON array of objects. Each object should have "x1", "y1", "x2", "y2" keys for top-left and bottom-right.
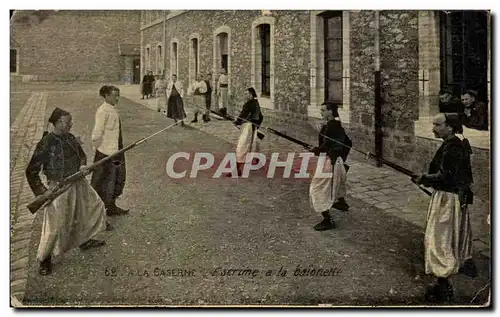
[
  {"x1": 349, "y1": 11, "x2": 420, "y2": 171},
  {"x1": 379, "y1": 11, "x2": 420, "y2": 170},
  {"x1": 141, "y1": 21, "x2": 163, "y2": 76},
  {"x1": 11, "y1": 10, "x2": 141, "y2": 82},
  {"x1": 140, "y1": 10, "x2": 490, "y2": 200},
  {"x1": 158, "y1": 10, "x2": 311, "y2": 132},
  {"x1": 349, "y1": 11, "x2": 377, "y2": 155}
]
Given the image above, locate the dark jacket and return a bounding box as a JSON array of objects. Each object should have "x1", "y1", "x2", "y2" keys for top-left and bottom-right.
[
  {"x1": 25, "y1": 132, "x2": 87, "y2": 196},
  {"x1": 461, "y1": 101, "x2": 488, "y2": 131},
  {"x1": 313, "y1": 119, "x2": 351, "y2": 163},
  {"x1": 234, "y1": 98, "x2": 263, "y2": 130},
  {"x1": 439, "y1": 97, "x2": 464, "y2": 114},
  {"x1": 204, "y1": 80, "x2": 212, "y2": 106},
  {"x1": 420, "y1": 136, "x2": 473, "y2": 195}
]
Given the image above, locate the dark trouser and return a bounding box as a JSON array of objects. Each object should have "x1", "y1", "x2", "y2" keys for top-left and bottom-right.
[
  {"x1": 206, "y1": 95, "x2": 211, "y2": 110},
  {"x1": 90, "y1": 150, "x2": 126, "y2": 209}
]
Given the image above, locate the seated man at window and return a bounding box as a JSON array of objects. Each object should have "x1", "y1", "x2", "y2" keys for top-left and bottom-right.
[
  {"x1": 439, "y1": 88, "x2": 463, "y2": 114},
  {"x1": 460, "y1": 90, "x2": 488, "y2": 131}
]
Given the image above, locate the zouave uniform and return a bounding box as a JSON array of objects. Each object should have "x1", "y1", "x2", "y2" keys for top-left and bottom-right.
[
  {"x1": 309, "y1": 118, "x2": 351, "y2": 216},
  {"x1": 26, "y1": 108, "x2": 106, "y2": 274}
]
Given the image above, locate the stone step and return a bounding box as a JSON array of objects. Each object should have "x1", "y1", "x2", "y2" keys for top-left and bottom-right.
[
  {"x1": 10, "y1": 267, "x2": 28, "y2": 281},
  {"x1": 11, "y1": 228, "x2": 34, "y2": 242},
  {"x1": 10, "y1": 279, "x2": 27, "y2": 294},
  {"x1": 11, "y1": 293, "x2": 24, "y2": 307},
  {"x1": 10, "y1": 249, "x2": 30, "y2": 263},
  {"x1": 11, "y1": 239, "x2": 32, "y2": 251}
]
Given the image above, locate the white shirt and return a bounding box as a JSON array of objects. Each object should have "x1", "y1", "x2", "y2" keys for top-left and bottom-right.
[
  {"x1": 217, "y1": 74, "x2": 228, "y2": 90},
  {"x1": 92, "y1": 102, "x2": 121, "y2": 155},
  {"x1": 155, "y1": 79, "x2": 167, "y2": 90},
  {"x1": 166, "y1": 80, "x2": 184, "y2": 98},
  {"x1": 189, "y1": 80, "x2": 207, "y2": 95}
]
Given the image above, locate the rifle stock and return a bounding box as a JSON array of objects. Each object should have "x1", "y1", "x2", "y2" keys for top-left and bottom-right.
[{"x1": 26, "y1": 141, "x2": 140, "y2": 214}]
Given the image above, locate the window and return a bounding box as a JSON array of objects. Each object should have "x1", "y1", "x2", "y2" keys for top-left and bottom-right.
[
  {"x1": 322, "y1": 11, "x2": 343, "y2": 105},
  {"x1": 260, "y1": 24, "x2": 271, "y2": 97},
  {"x1": 415, "y1": 11, "x2": 489, "y2": 147},
  {"x1": 308, "y1": 11, "x2": 350, "y2": 120},
  {"x1": 440, "y1": 11, "x2": 488, "y2": 102},
  {"x1": 157, "y1": 44, "x2": 162, "y2": 73},
  {"x1": 146, "y1": 47, "x2": 150, "y2": 70},
  {"x1": 189, "y1": 34, "x2": 200, "y2": 82},
  {"x1": 192, "y1": 38, "x2": 198, "y2": 76},
  {"x1": 251, "y1": 16, "x2": 275, "y2": 108},
  {"x1": 213, "y1": 27, "x2": 232, "y2": 97},
  {"x1": 221, "y1": 55, "x2": 228, "y2": 72},
  {"x1": 217, "y1": 32, "x2": 228, "y2": 72},
  {"x1": 171, "y1": 41, "x2": 178, "y2": 76},
  {"x1": 10, "y1": 49, "x2": 17, "y2": 73}
]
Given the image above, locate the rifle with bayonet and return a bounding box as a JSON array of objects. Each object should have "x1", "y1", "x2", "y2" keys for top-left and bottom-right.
[
  {"x1": 212, "y1": 108, "x2": 432, "y2": 196},
  {"x1": 26, "y1": 121, "x2": 180, "y2": 214}
]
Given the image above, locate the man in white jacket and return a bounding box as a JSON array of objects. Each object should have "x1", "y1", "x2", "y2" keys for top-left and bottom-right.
[
  {"x1": 189, "y1": 74, "x2": 209, "y2": 123},
  {"x1": 90, "y1": 85, "x2": 129, "y2": 217},
  {"x1": 217, "y1": 68, "x2": 230, "y2": 113}
]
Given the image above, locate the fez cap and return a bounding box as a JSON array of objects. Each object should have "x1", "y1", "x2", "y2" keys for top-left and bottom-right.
[
  {"x1": 247, "y1": 87, "x2": 257, "y2": 98},
  {"x1": 48, "y1": 107, "x2": 70, "y2": 124},
  {"x1": 444, "y1": 112, "x2": 463, "y2": 134},
  {"x1": 322, "y1": 101, "x2": 340, "y2": 117}
]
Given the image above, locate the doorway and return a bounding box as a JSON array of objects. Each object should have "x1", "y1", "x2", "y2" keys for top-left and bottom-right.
[{"x1": 133, "y1": 58, "x2": 140, "y2": 84}]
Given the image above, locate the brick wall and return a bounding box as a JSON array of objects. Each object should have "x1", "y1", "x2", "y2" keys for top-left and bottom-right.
[{"x1": 11, "y1": 10, "x2": 141, "y2": 82}]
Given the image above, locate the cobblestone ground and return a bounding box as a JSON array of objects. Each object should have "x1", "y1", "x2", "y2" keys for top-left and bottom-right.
[
  {"x1": 12, "y1": 83, "x2": 491, "y2": 307},
  {"x1": 120, "y1": 84, "x2": 491, "y2": 259},
  {"x1": 10, "y1": 91, "x2": 48, "y2": 304}
]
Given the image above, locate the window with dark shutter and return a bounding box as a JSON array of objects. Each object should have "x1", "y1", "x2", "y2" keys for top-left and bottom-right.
[
  {"x1": 440, "y1": 10, "x2": 488, "y2": 102},
  {"x1": 322, "y1": 11, "x2": 343, "y2": 106},
  {"x1": 260, "y1": 24, "x2": 271, "y2": 97},
  {"x1": 172, "y1": 42, "x2": 178, "y2": 75},
  {"x1": 191, "y1": 38, "x2": 199, "y2": 77}
]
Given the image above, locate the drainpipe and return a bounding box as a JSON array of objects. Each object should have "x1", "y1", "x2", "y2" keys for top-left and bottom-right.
[
  {"x1": 163, "y1": 10, "x2": 166, "y2": 75},
  {"x1": 140, "y1": 12, "x2": 144, "y2": 82},
  {"x1": 374, "y1": 10, "x2": 383, "y2": 167}
]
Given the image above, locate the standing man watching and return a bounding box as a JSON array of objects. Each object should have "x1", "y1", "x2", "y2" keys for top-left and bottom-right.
[{"x1": 91, "y1": 85, "x2": 129, "y2": 217}]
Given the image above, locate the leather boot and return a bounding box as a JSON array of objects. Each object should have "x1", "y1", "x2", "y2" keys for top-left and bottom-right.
[
  {"x1": 39, "y1": 256, "x2": 52, "y2": 275},
  {"x1": 332, "y1": 198, "x2": 349, "y2": 212},
  {"x1": 191, "y1": 113, "x2": 198, "y2": 123},
  {"x1": 314, "y1": 211, "x2": 335, "y2": 231},
  {"x1": 425, "y1": 277, "x2": 453, "y2": 303}
]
